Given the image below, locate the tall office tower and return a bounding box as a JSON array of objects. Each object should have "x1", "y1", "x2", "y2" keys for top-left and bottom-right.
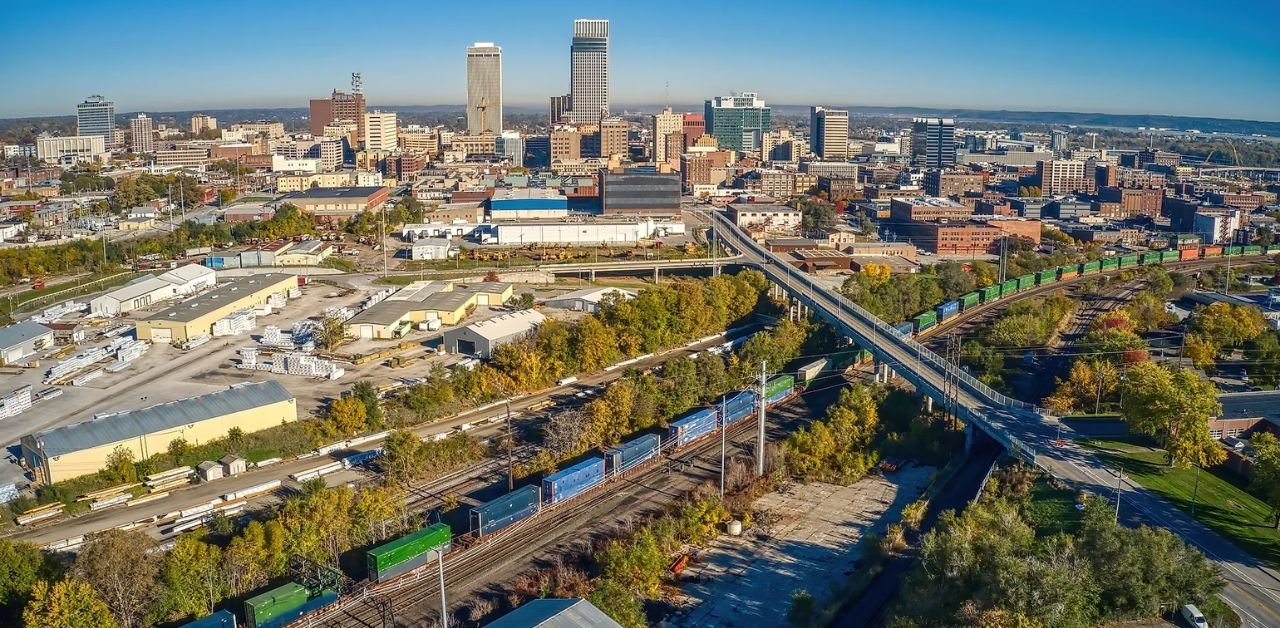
[
  {"x1": 809, "y1": 106, "x2": 849, "y2": 160},
  {"x1": 651, "y1": 107, "x2": 682, "y2": 163},
  {"x1": 130, "y1": 113, "x2": 154, "y2": 153},
  {"x1": 704, "y1": 92, "x2": 771, "y2": 152},
  {"x1": 189, "y1": 113, "x2": 218, "y2": 134},
  {"x1": 466, "y1": 43, "x2": 503, "y2": 135},
  {"x1": 76, "y1": 96, "x2": 115, "y2": 148},
  {"x1": 364, "y1": 111, "x2": 398, "y2": 152},
  {"x1": 310, "y1": 74, "x2": 367, "y2": 143},
  {"x1": 911, "y1": 117, "x2": 956, "y2": 167},
  {"x1": 568, "y1": 19, "x2": 609, "y2": 124},
  {"x1": 549, "y1": 94, "x2": 572, "y2": 127},
  {"x1": 1036, "y1": 159, "x2": 1089, "y2": 195},
  {"x1": 682, "y1": 113, "x2": 705, "y2": 149}
]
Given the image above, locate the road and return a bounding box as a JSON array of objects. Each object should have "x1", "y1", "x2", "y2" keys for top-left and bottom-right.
[{"x1": 706, "y1": 209, "x2": 1280, "y2": 625}]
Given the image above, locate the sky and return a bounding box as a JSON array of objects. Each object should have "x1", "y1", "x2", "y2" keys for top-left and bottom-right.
[{"x1": 2, "y1": 0, "x2": 1278, "y2": 121}]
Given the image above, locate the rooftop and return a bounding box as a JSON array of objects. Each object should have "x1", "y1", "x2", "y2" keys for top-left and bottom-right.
[
  {"x1": 0, "y1": 320, "x2": 53, "y2": 349},
  {"x1": 485, "y1": 598, "x2": 621, "y2": 628},
  {"x1": 895, "y1": 197, "x2": 968, "y2": 208},
  {"x1": 284, "y1": 186, "x2": 386, "y2": 200},
  {"x1": 491, "y1": 188, "x2": 566, "y2": 202},
  {"x1": 548, "y1": 287, "x2": 636, "y2": 304},
  {"x1": 462, "y1": 309, "x2": 546, "y2": 341},
  {"x1": 139, "y1": 273, "x2": 296, "y2": 324}
]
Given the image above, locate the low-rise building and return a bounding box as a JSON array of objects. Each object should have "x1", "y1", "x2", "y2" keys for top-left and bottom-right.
[
  {"x1": 0, "y1": 321, "x2": 55, "y2": 365},
  {"x1": 726, "y1": 204, "x2": 802, "y2": 231},
  {"x1": 843, "y1": 241, "x2": 918, "y2": 263},
  {"x1": 90, "y1": 265, "x2": 217, "y2": 317},
  {"x1": 135, "y1": 273, "x2": 296, "y2": 343},
  {"x1": 281, "y1": 186, "x2": 389, "y2": 223},
  {"x1": 346, "y1": 281, "x2": 512, "y2": 340},
  {"x1": 223, "y1": 205, "x2": 275, "y2": 222},
  {"x1": 896, "y1": 219, "x2": 1042, "y2": 255},
  {"x1": 410, "y1": 238, "x2": 453, "y2": 261},
  {"x1": 119, "y1": 216, "x2": 155, "y2": 231},
  {"x1": 889, "y1": 197, "x2": 972, "y2": 223},
  {"x1": 600, "y1": 168, "x2": 681, "y2": 216},
  {"x1": 442, "y1": 309, "x2": 546, "y2": 358},
  {"x1": 492, "y1": 220, "x2": 684, "y2": 245},
  {"x1": 488, "y1": 189, "x2": 569, "y2": 221},
  {"x1": 275, "y1": 240, "x2": 333, "y2": 266},
  {"x1": 544, "y1": 287, "x2": 636, "y2": 313}
]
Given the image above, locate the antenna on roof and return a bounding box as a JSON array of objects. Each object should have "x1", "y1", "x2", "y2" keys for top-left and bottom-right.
[{"x1": 665, "y1": 82, "x2": 669, "y2": 108}]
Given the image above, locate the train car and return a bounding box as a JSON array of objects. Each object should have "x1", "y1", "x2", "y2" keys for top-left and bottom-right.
[
  {"x1": 543, "y1": 457, "x2": 605, "y2": 505},
  {"x1": 181, "y1": 610, "x2": 237, "y2": 628},
  {"x1": 980, "y1": 285, "x2": 1001, "y2": 303},
  {"x1": 720, "y1": 390, "x2": 758, "y2": 426},
  {"x1": 668, "y1": 407, "x2": 718, "y2": 447},
  {"x1": 1179, "y1": 248, "x2": 1201, "y2": 261},
  {"x1": 606, "y1": 434, "x2": 661, "y2": 474},
  {"x1": 1000, "y1": 279, "x2": 1018, "y2": 297},
  {"x1": 342, "y1": 448, "x2": 383, "y2": 469},
  {"x1": 892, "y1": 321, "x2": 914, "y2": 336},
  {"x1": 1100, "y1": 257, "x2": 1120, "y2": 271},
  {"x1": 367, "y1": 523, "x2": 451, "y2": 583},
  {"x1": 913, "y1": 310, "x2": 938, "y2": 332},
  {"x1": 1244, "y1": 245, "x2": 1263, "y2": 255},
  {"x1": 1035, "y1": 269, "x2": 1057, "y2": 285},
  {"x1": 1059, "y1": 265, "x2": 1079, "y2": 280},
  {"x1": 471, "y1": 484, "x2": 540, "y2": 537},
  {"x1": 1138, "y1": 251, "x2": 1163, "y2": 265},
  {"x1": 936, "y1": 300, "x2": 960, "y2": 321},
  {"x1": 1225, "y1": 245, "x2": 1244, "y2": 256},
  {"x1": 1119, "y1": 253, "x2": 1140, "y2": 268},
  {"x1": 1203, "y1": 246, "x2": 1223, "y2": 258},
  {"x1": 257, "y1": 590, "x2": 337, "y2": 628},
  {"x1": 765, "y1": 374, "x2": 795, "y2": 406},
  {"x1": 796, "y1": 358, "x2": 829, "y2": 385},
  {"x1": 1159, "y1": 250, "x2": 1180, "y2": 263},
  {"x1": 959, "y1": 292, "x2": 980, "y2": 310},
  {"x1": 1081, "y1": 260, "x2": 1102, "y2": 275},
  {"x1": 245, "y1": 583, "x2": 311, "y2": 628},
  {"x1": 1015, "y1": 274, "x2": 1035, "y2": 291}
]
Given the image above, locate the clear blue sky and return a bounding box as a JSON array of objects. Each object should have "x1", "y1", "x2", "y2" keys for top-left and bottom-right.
[{"x1": 2, "y1": 0, "x2": 1278, "y2": 120}]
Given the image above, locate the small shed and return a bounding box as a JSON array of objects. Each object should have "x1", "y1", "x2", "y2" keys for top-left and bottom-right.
[
  {"x1": 220, "y1": 454, "x2": 247, "y2": 477},
  {"x1": 196, "y1": 460, "x2": 224, "y2": 482}
]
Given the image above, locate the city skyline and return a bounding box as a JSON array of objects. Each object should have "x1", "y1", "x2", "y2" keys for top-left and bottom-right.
[{"x1": 0, "y1": 0, "x2": 1278, "y2": 121}]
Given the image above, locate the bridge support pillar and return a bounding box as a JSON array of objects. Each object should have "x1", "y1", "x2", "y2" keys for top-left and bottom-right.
[
  {"x1": 654, "y1": 266, "x2": 660, "y2": 283},
  {"x1": 924, "y1": 396, "x2": 934, "y2": 413},
  {"x1": 872, "y1": 359, "x2": 883, "y2": 383},
  {"x1": 964, "y1": 422, "x2": 975, "y2": 454},
  {"x1": 589, "y1": 269, "x2": 596, "y2": 283}
]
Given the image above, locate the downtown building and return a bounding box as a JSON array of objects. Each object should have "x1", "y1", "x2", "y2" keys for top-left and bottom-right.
[
  {"x1": 809, "y1": 106, "x2": 849, "y2": 160},
  {"x1": 130, "y1": 113, "x2": 155, "y2": 153},
  {"x1": 466, "y1": 42, "x2": 503, "y2": 135},
  {"x1": 76, "y1": 95, "x2": 115, "y2": 149},
  {"x1": 567, "y1": 19, "x2": 609, "y2": 124},
  {"x1": 310, "y1": 80, "x2": 367, "y2": 146},
  {"x1": 705, "y1": 92, "x2": 771, "y2": 152},
  {"x1": 651, "y1": 107, "x2": 682, "y2": 163}
]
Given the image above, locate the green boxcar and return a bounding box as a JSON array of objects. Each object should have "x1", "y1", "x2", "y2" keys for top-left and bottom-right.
[
  {"x1": 765, "y1": 374, "x2": 795, "y2": 399},
  {"x1": 1267, "y1": 245, "x2": 1280, "y2": 254},
  {"x1": 1244, "y1": 245, "x2": 1263, "y2": 255},
  {"x1": 959, "y1": 292, "x2": 980, "y2": 309},
  {"x1": 856, "y1": 348, "x2": 872, "y2": 363},
  {"x1": 1081, "y1": 260, "x2": 1102, "y2": 274},
  {"x1": 1100, "y1": 257, "x2": 1120, "y2": 270},
  {"x1": 246, "y1": 582, "x2": 309, "y2": 628},
  {"x1": 1016, "y1": 274, "x2": 1035, "y2": 290},
  {"x1": 1000, "y1": 279, "x2": 1018, "y2": 296},
  {"x1": 980, "y1": 285, "x2": 1002, "y2": 302},
  {"x1": 1119, "y1": 254, "x2": 1139, "y2": 267},
  {"x1": 1160, "y1": 250, "x2": 1181, "y2": 262},
  {"x1": 1225, "y1": 246, "x2": 1243, "y2": 256},
  {"x1": 1138, "y1": 252, "x2": 1161, "y2": 265},
  {"x1": 368, "y1": 523, "x2": 451, "y2": 576},
  {"x1": 1035, "y1": 269, "x2": 1057, "y2": 284}
]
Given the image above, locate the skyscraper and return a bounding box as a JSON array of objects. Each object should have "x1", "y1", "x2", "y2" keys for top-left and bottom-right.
[
  {"x1": 310, "y1": 74, "x2": 367, "y2": 145},
  {"x1": 651, "y1": 107, "x2": 682, "y2": 163},
  {"x1": 549, "y1": 94, "x2": 572, "y2": 127},
  {"x1": 809, "y1": 106, "x2": 849, "y2": 160},
  {"x1": 704, "y1": 92, "x2": 771, "y2": 152},
  {"x1": 130, "y1": 113, "x2": 154, "y2": 154},
  {"x1": 568, "y1": 19, "x2": 609, "y2": 124},
  {"x1": 364, "y1": 111, "x2": 398, "y2": 152},
  {"x1": 189, "y1": 113, "x2": 218, "y2": 134},
  {"x1": 76, "y1": 96, "x2": 115, "y2": 148},
  {"x1": 911, "y1": 117, "x2": 956, "y2": 167},
  {"x1": 466, "y1": 43, "x2": 503, "y2": 135}
]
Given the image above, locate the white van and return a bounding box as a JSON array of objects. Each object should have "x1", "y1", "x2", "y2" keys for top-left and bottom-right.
[{"x1": 1180, "y1": 604, "x2": 1208, "y2": 628}]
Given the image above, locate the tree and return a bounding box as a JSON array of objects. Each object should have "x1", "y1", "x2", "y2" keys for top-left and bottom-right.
[
  {"x1": 222, "y1": 520, "x2": 286, "y2": 596},
  {"x1": 71, "y1": 530, "x2": 162, "y2": 628},
  {"x1": 1245, "y1": 333, "x2": 1280, "y2": 387},
  {"x1": 22, "y1": 579, "x2": 117, "y2": 628},
  {"x1": 514, "y1": 293, "x2": 536, "y2": 310},
  {"x1": 787, "y1": 589, "x2": 818, "y2": 627},
  {"x1": 328, "y1": 396, "x2": 368, "y2": 436},
  {"x1": 317, "y1": 312, "x2": 347, "y2": 350},
  {"x1": 350, "y1": 381, "x2": 383, "y2": 430},
  {"x1": 104, "y1": 446, "x2": 136, "y2": 483},
  {"x1": 1045, "y1": 359, "x2": 1118, "y2": 414},
  {"x1": 1120, "y1": 363, "x2": 1225, "y2": 467},
  {"x1": 381, "y1": 430, "x2": 422, "y2": 484},
  {"x1": 1191, "y1": 302, "x2": 1266, "y2": 348},
  {"x1": 587, "y1": 579, "x2": 646, "y2": 628},
  {"x1": 1184, "y1": 334, "x2": 1218, "y2": 370},
  {"x1": 1249, "y1": 432, "x2": 1280, "y2": 528},
  {"x1": 167, "y1": 438, "x2": 190, "y2": 464},
  {"x1": 161, "y1": 535, "x2": 226, "y2": 620},
  {"x1": 0, "y1": 539, "x2": 56, "y2": 621}
]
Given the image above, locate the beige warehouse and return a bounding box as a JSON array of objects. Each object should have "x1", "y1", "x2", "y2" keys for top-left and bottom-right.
[
  {"x1": 21, "y1": 381, "x2": 296, "y2": 484},
  {"x1": 135, "y1": 273, "x2": 297, "y2": 343}
]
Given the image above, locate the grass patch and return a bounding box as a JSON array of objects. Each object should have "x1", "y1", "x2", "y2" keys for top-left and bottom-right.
[
  {"x1": 1023, "y1": 477, "x2": 1084, "y2": 537},
  {"x1": 1082, "y1": 438, "x2": 1280, "y2": 569},
  {"x1": 320, "y1": 256, "x2": 357, "y2": 272}
]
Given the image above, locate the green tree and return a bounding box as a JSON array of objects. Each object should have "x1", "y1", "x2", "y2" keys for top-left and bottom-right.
[
  {"x1": 1244, "y1": 332, "x2": 1280, "y2": 387},
  {"x1": 161, "y1": 535, "x2": 226, "y2": 620},
  {"x1": 1120, "y1": 363, "x2": 1225, "y2": 467},
  {"x1": 1191, "y1": 302, "x2": 1267, "y2": 348},
  {"x1": 514, "y1": 293, "x2": 536, "y2": 310},
  {"x1": 167, "y1": 438, "x2": 190, "y2": 464},
  {"x1": 350, "y1": 381, "x2": 383, "y2": 430},
  {"x1": 328, "y1": 396, "x2": 368, "y2": 436},
  {"x1": 587, "y1": 579, "x2": 646, "y2": 628},
  {"x1": 1249, "y1": 432, "x2": 1280, "y2": 528},
  {"x1": 786, "y1": 589, "x2": 818, "y2": 627},
  {"x1": 22, "y1": 579, "x2": 118, "y2": 628},
  {"x1": 0, "y1": 539, "x2": 57, "y2": 621},
  {"x1": 222, "y1": 520, "x2": 287, "y2": 596},
  {"x1": 104, "y1": 446, "x2": 137, "y2": 483},
  {"x1": 71, "y1": 530, "x2": 162, "y2": 628},
  {"x1": 318, "y1": 312, "x2": 347, "y2": 350}
]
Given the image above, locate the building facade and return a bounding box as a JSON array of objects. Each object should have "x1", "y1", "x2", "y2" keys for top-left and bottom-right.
[
  {"x1": 364, "y1": 111, "x2": 398, "y2": 152},
  {"x1": 130, "y1": 113, "x2": 155, "y2": 153},
  {"x1": 911, "y1": 117, "x2": 956, "y2": 167},
  {"x1": 466, "y1": 43, "x2": 503, "y2": 135},
  {"x1": 310, "y1": 88, "x2": 367, "y2": 145},
  {"x1": 651, "y1": 107, "x2": 682, "y2": 163},
  {"x1": 75, "y1": 96, "x2": 115, "y2": 148},
  {"x1": 923, "y1": 170, "x2": 984, "y2": 198},
  {"x1": 189, "y1": 113, "x2": 218, "y2": 134},
  {"x1": 568, "y1": 19, "x2": 610, "y2": 124},
  {"x1": 35, "y1": 135, "x2": 108, "y2": 164},
  {"x1": 889, "y1": 197, "x2": 972, "y2": 222},
  {"x1": 1036, "y1": 159, "x2": 1090, "y2": 196},
  {"x1": 549, "y1": 94, "x2": 572, "y2": 126},
  {"x1": 600, "y1": 168, "x2": 680, "y2": 216},
  {"x1": 809, "y1": 106, "x2": 849, "y2": 160},
  {"x1": 705, "y1": 92, "x2": 771, "y2": 152}
]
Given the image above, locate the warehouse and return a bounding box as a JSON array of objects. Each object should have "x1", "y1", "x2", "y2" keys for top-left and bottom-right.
[
  {"x1": 90, "y1": 264, "x2": 217, "y2": 317},
  {"x1": 544, "y1": 287, "x2": 635, "y2": 313},
  {"x1": 487, "y1": 599, "x2": 620, "y2": 628},
  {"x1": 492, "y1": 219, "x2": 685, "y2": 245},
  {"x1": 410, "y1": 238, "x2": 453, "y2": 261},
  {"x1": 0, "y1": 321, "x2": 55, "y2": 365},
  {"x1": 276, "y1": 240, "x2": 334, "y2": 266},
  {"x1": 135, "y1": 273, "x2": 297, "y2": 343},
  {"x1": 280, "y1": 186, "x2": 390, "y2": 223},
  {"x1": 21, "y1": 380, "x2": 296, "y2": 484},
  {"x1": 442, "y1": 309, "x2": 546, "y2": 358},
  {"x1": 487, "y1": 189, "x2": 569, "y2": 221},
  {"x1": 346, "y1": 281, "x2": 512, "y2": 340}
]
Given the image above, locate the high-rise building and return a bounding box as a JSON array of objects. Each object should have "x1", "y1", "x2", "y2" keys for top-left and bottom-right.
[
  {"x1": 1036, "y1": 159, "x2": 1089, "y2": 196},
  {"x1": 189, "y1": 113, "x2": 218, "y2": 134},
  {"x1": 568, "y1": 19, "x2": 609, "y2": 124},
  {"x1": 466, "y1": 43, "x2": 503, "y2": 135},
  {"x1": 809, "y1": 106, "x2": 849, "y2": 160},
  {"x1": 130, "y1": 113, "x2": 155, "y2": 153},
  {"x1": 911, "y1": 117, "x2": 956, "y2": 167},
  {"x1": 550, "y1": 127, "x2": 583, "y2": 163},
  {"x1": 76, "y1": 96, "x2": 115, "y2": 148},
  {"x1": 364, "y1": 111, "x2": 398, "y2": 152},
  {"x1": 598, "y1": 118, "x2": 628, "y2": 159},
  {"x1": 498, "y1": 131, "x2": 524, "y2": 167},
  {"x1": 310, "y1": 77, "x2": 367, "y2": 144},
  {"x1": 705, "y1": 92, "x2": 771, "y2": 152},
  {"x1": 651, "y1": 107, "x2": 683, "y2": 163},
  {"x1": 682, "y1": 114, "x2": 705, "y2": 149},
  {"x1": 549, "y1": 94, "x2": 572, "y2": 127},
  {"x1": 525, "y1": 135, "x2": 551, "y2": 169}
]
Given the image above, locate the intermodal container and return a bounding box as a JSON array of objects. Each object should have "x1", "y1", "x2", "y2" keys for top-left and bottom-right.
[
  {"x1": 1180, "y1": 248, "x2": 1201, "y2": 261},
  {"x1": 342, "y1": 448, "x2": 383, "y2": 469},
  {"x1": 765, "y1": 374, "x2": 795, "y2": 406},
  {"x1": 1225, "y1": 245, "x2": 1244, "y2": 256},
  {"x1": 1035, "y1": 269, "x2": 1057, "y2": 285},
  {"x1": 606, "y1": 434, "x2": 661, "y2": 473},
  {"x1": 1138, "y1": 252, "x2": 1161, "y2": 265},
  {"x1": 255, "y1": 590, "x2": 337, "y2": 628},
  {"x1": 245, "y1": 583, "x2": 309, "y2": 628},
  {"x1": 1082, "y1": 260, "x2": 1102, "y2": 274},
  {"x1": 980, "y1": 285, "x2": 1001, "y2": 302},
  {"x1": 936, "y1": 300, "x2": 960, "y2": 321},
  {"x1": 471, "y1": 484, "x2": 540, "y2": 537},
  {"x1": 1000, "y1": 279, "x2": 1018, "y2": 296},
  {"x1": 720, "y1": 390, "x2": 758, "y2": 426},
  {"x1": 913, "y1": 310, "x2": 938, "y2": 332},
  {"x1": 543, "y1": 457, "x2": 605, "y2": 505},
  {"x1": 856, "y1": 348, "x2": 872, "y2": 363},
  {"x1": 1016, "y1": 274, "x2": 1035, "y2": 290},
  {"x1": 1244, "y1": 245, "x2": 1263, "y2": 255},
  {"x1": 1100, "y1": 257, "x2": 1120, "y2": 270},
  {"x1": 1160, "y1": 250, "x2": 1180, "y2": 262},
  {"x1": 181, "y1": 610, "x2": 237, "y2": 628},
  {"x1": 1119, "y1": 254, "x2": 1139, "y2": 267},
  {"x1": 959, "y1": 292, "x2": 980, "y2": 309},
  {"x1": 831, "y1": 350, "x2": 857, "y2": 369},
  {"x1": 1203, "y1": 246, "x2": 1223, "y2": 258},
  {"x1": 669, "y1": 408, "x2": 718, "y2": 447},
  {"x1": 1059, "y1": 267, "x2": 1078, "y2": 280},
  {"x1": 796, "y1": 358, "x2": 829, "y2": 384},
  {"x1": 893, "y1": 321, "x2": 915, "y2": 336},
  {"x1": 367, "y1": 523, "x2": 451, "y2": 583}
]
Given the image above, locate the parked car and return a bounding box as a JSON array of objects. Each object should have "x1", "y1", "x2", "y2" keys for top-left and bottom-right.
[{"x1": 1180, "y1": 604, "x2": 1208, "y2": 628}]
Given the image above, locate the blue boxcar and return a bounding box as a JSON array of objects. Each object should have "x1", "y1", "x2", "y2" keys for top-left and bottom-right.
[
  {"x1": 935, "y1": 300, "x2": 960, "y2": 321},
  {"x1": 721, "y1": 390, "x2": 757, "y2": 426},
  {"x1": 342, "y1": 448, "x2": 383, "y2": 469},
  {"x1": 182, "y1": 610, "x2": 237, "y2": 628},
  {"x1": 471, "y1": 484, "x2": 540, "y2": 537},
  {"x1": 668, "y1": 408, "x2": 718, "y2": 447},
  {"x1": 892, "y1": 321, "x2": 914, "y2": 336},
  {"x1": 606, "y1": 434, "x2": 661, "y2": 474},
  {"x1": 257, "y1": 591, "x2": 338, "y2": 628},
  {"x1": 542, "y1": 457, "x2": 605, "y2": 505}
]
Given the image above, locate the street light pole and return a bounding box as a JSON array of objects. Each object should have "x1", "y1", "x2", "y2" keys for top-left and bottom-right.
[
  {"x1": 437, "y1": 551, "x2": 448, "y2": 628},
  {"x1": 1114, "y1": 468, "x2": 1123, "y2": 522}
]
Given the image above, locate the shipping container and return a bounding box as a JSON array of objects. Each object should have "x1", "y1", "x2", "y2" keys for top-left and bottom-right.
[
  {"x1": 720, "y1": 390, "x2": 758, "y2": 426},
  {"x1": 668, "y1": 407, "x2": 718, "y2": 447},
  {"x1": 1225, "y1": 245, "x2": 1244, "y2": 256},
  {"x1": 1015, "y1": 274, "x2": 1035, "y2": 290},
  {"x1": 1244, "y1": 245, "x2": 1263, "y2": 255},
  {"x1": 1160, "y1": 250, "x2": 1180, "y2": 262},
  {"x1": 765, "y1": 374, "x2": 795, "y2": 405},
  {"x1": 1203, "y1": 246, "x2": 1223, "y2": 258},
  {"x1": 913, "y1": 310, "x2": 938, "y2": 332},
  {"x1": 471, "y1": 484, "x2": 540, "y2": 537},
  {"x1": 1179, "y1": 248, "x2": 1201, "y2": 261},
  {"x1": 606, "y1": 434, "x2": 661, "y2": 473},
  {"x1": 980, "y1": 285, "x2": 1002, "y2": 302},
  {"x1": 893, "y1": 321, "x2": 914, "y2": 336},
  {"x1": 1035, "y1": 269, "x2": 1057, "y2": 285},
  {"x1": 245, "y1": 583, "x2": 309, "y2": 628},
  {"x1": 959, "y1": 292, "x2": 980, "y2": 309},
  {"x1": 367, "y1": 523, "x2": 451, "y2": 583},
  {"x1": 255, "y1": 590, "x2": 337, "y2": 628},
  {"x1": 1100, "y1": 257, "x2": 1120, "y2": 270},
  {"x1": 1000, "y1": 279, "x2": 1018, "y2": 296},
  {"x1": 203, "y1": 254, "x2": 241, "y2": 270},
  {"x1": 181, "y1": 610, "x2": 237, "y2": 628},
  {"x1": 1081, "y1": 260, "x2": 1102, "y2": 274},
  {"x1": 936, "y1": 300, "x2": 960, "y2": 321},
  {"x1": 796, "y1": 358, "x2": 828, "y2": 384},
  {"x1": 342, "y1": 448, "x2": 383, "y2": 469},
  {"x1": 543, "y1": 457, "x2": 605, "y2": 505},
  {"x1": 1138, "y1": 252, "x2": 1161, "y2": 265}
]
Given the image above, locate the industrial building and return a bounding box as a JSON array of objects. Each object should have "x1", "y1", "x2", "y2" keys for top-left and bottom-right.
[
  {"x1": 0, "y1": 321, "x2": 55, "y2": 365},
  {"x1": 346, "y1": 281, "x2": 512, "y2": 340},
  {"x1": 275, "y1": 240, "x2": 334, "y2": 266},
  {"x1": 21, "y1": 381, "x2": 296, "y2": 484},
  {"x1": 90, "y1": 264, "x2": 217, "y2": 317},
  {"x1": 487, "y1": 189, "x2": 569, "y2": 220},
  {"x1": 492, "y1": 220, "x2": 685, "y2": 245},
  {"x1": 544, "y1": 287, "x2": 635, "y2": 313},
  {"x1": 726, "y1": 204, "x2": 802, "y2": 231},
  {"x1": 599, "y1": 168, "x2": 681, "y2": 216},
  {"x1": 135, "y1": 273, "x2": 297, "y2": 343},
  {"x1": 487, "y1": 598, "x2": 620, "y2": 628},
  {"x1": 280, "y1": 186, "x2": 389, "y2": 222},
  {"x1": 442, "y1": 309, "x2": 546, "y2": 358},
  {"x1": 410, "y1": 238, "x2": 453, "y2": 261}
]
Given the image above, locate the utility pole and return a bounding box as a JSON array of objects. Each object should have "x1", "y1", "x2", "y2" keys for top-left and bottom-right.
[
  {"x1": 1114, "y1": 468, "x2": 1123, "y2": 522},
  {"x1": 381, "y1": 207, "x2": 388, "y2": 278},
  {"x1": 719, "y1": 395, "x2": 727, "y2": 498},
  {"x1": 999, "y1": 236, "x2": 1008, "y2": 284},
  {"x1": 756, "y1": 360, "x2": 767, "y2": 477},
  {"x1": 437, "y1": 551, "x2": 448, "y2": 628},
  {"x1": 505, "y1": 398, "x2": 514, "y2": 491}
]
